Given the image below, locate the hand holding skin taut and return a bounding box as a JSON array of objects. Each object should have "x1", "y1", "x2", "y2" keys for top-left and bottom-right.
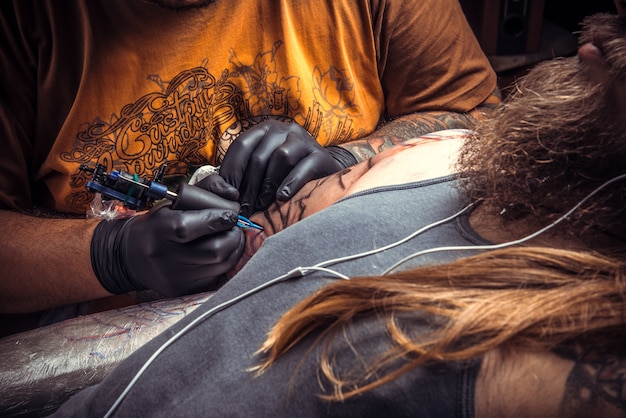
[{"x1": 219, "y1": 119, "x2": 356, "y2": 217}]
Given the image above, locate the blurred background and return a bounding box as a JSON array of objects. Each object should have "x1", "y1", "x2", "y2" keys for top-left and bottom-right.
[{"x1": 459, "y1": 0, "x2": 618, "y2": 94}]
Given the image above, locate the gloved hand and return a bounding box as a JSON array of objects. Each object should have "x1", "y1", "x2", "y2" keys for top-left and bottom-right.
[
  {"x1": 219, "y1": 119, "x2": 357, "y2": 217},
  {"x1": 90, "y1": 177, "x2": 245, "y2": 297}
]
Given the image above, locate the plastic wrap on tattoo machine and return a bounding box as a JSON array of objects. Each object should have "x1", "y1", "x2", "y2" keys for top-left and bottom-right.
[{"x1": 86, "y1": 192, "x2": 137, "y2": 220}]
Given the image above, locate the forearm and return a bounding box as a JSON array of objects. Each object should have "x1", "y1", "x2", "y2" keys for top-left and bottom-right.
[
  {"x1": 0, "y1": 210, "x2": 110, "y2": 313},
  {"x1": 228, "y1": 169, "x2": 365, "y2": 276},
  {"x1": 227, "y1": 158, "x2": 374, "y2": 276},
  {"x1": 228, "y1": 134, "x2": 464, "y2": 275},
  {"x1": 339, "y1": 109, "x2": 481, "y2": 162}
]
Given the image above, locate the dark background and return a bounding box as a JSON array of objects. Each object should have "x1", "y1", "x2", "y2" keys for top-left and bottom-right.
[{"x1": 544, "y1": 0, "x2": 616, "y2": 32}]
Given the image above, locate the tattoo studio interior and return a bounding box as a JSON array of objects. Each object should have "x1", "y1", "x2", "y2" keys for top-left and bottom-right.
[{"x1": 1, "y1": 0, "x2": 625, "y2": 417}]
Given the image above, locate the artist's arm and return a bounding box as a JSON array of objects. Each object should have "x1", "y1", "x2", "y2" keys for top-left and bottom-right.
[
  {"x1": 338, "y1": 107, "x2": 492, "y2": 162},
  {"x1": 220, "y1": 0, "x2": 499, "y2": 212},
  {"x1": 0, "y1": 210, "x2": 109, "y2": 313},
  {"x1": 0, "y1": 190, "x2": 244, "y2": 313},
  {"x1": 348, "y1": 0, "x2": 500, "y2": 162}
]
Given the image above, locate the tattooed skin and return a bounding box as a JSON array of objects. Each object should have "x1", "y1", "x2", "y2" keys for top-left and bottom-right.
[
  {"x1": 559, "y1": 345, "x2": 626, "y2": 417},
  {"x1": 228, "y1": 166, "x2": 367, "y2": 275},
  {"x1": 340, "y1": 108, "x2": 484, "y2": 161},
  {"x1": 227, "y1": 133, "x2": 464, "y2": 275}
]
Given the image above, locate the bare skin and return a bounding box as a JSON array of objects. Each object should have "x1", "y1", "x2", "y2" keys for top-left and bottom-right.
[
  {"x1": 0, "y1": 215, "x2": 105, "y2": 313},
  {"x1": 336, "y1": 108, "x2": 486, "y2": 161},
  {"x1": 477, "y1": 346, "x2": 626, "y2": 418},
  {"x1": 237, "y1": 121, "x2": 599, "y2": 268},
  {"x1": 240, "y1": 133, "x2": 626, "y2": 418},
  {"x1": 0, "y1": 109, "x2": 487, "y2": 313},
  {"x1": 232, "y1": 131, "x2": 465, "y2": 273},
  {"x1": 476, "y1": 349, "x2": 574, "y2": 418},
  {"x1": 475, "y1": 3, "x2": 626, "y2": 415},
  {"x1": 5, "y1": 133, "x2": 622, "y2": 418}
]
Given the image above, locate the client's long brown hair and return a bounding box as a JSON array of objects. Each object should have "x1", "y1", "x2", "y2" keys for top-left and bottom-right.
[{"x1": 255, "y1": 247, "x2": 626, "y2": 400}]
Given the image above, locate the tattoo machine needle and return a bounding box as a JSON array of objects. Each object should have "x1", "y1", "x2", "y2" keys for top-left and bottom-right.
[{"x1": 79, "y1": 164, "x2": 263, "y2": 230}]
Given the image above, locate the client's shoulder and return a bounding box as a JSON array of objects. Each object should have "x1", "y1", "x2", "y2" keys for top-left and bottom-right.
[{"x1": 344, "y1": 129, "x2": 470, "y2": 196}]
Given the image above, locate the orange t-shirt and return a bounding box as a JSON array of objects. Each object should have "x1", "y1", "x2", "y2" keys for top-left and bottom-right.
[{"x1": 0, "y1": 0, "x2": 497, "y2": 213}]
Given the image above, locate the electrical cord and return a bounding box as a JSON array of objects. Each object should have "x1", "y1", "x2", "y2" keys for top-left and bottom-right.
[
  {"x1": 103, "y1": 266, "x2": 350, "y2": 418},
  {"x1": 103, "y1": 172, "x2": 626, "y2": 417},
  {"x1": 383, "y1": 173, "x2": 626, "y2": 274},
  {"x1": 102, "y1": 203, "x2": 475, "y2": 417}
]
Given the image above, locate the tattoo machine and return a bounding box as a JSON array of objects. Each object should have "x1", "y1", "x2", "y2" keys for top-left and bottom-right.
[{"x1": 79, "y1": 164, "x2": 263, "y2": 230}]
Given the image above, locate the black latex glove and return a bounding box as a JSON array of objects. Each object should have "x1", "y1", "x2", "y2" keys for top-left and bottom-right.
[
  {"x1": 90, "y1": 177, "x2": 245, "y2": 297},
  {"x1": 219, "y1": 119, "x2": 356, "y2": 217}
]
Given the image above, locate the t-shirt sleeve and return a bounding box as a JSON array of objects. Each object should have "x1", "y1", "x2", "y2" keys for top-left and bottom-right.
[
  {"x1": 371, "y1": 0, "x2": 498, "y2": 116},
  {"x1": 0, "y1": 1, "x2": 37, "y2": 210}
]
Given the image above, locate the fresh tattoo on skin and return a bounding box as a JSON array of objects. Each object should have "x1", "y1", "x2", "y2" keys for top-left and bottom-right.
[
  {"x1": 228, "y1": 170, "x2": 358, "y2": 275},
  {"x1": 558, "y1": 345, "x2": 626, "y2": 417},
  {"x1": 227, "y1": 134, "x2": 461, "y2": 275}
]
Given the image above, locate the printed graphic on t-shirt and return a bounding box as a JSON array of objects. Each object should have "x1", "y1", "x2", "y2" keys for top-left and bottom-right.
[{"x1": 60, "y1": 42, "x2": 363, "y2": 211}]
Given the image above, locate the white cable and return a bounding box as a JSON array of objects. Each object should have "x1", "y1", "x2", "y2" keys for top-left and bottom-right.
[
  {"x1": 103, "y1": 265, "x2": 349, "y2": 417},
  {"x1": 103, "y1": 203, "x2": 472, "y2": 416},
  {"x1": 383, "y1": 173, "x2": 626, "y2": 274},
  {"x1": 312, "y1": 202, "x2": 477, "y2": 270},
  {"x1": 297, "y1": 266, "x2": 352, "y2": 280},
  {"x1": 104, "y1": 172, "x2": 626, "y2": 416},
  {"x1": 102, "y1": 205, "x2": 470, "y2": 417},
  {"x1": 104, "y1": 271, "x2": 291, "y2": 418}
]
